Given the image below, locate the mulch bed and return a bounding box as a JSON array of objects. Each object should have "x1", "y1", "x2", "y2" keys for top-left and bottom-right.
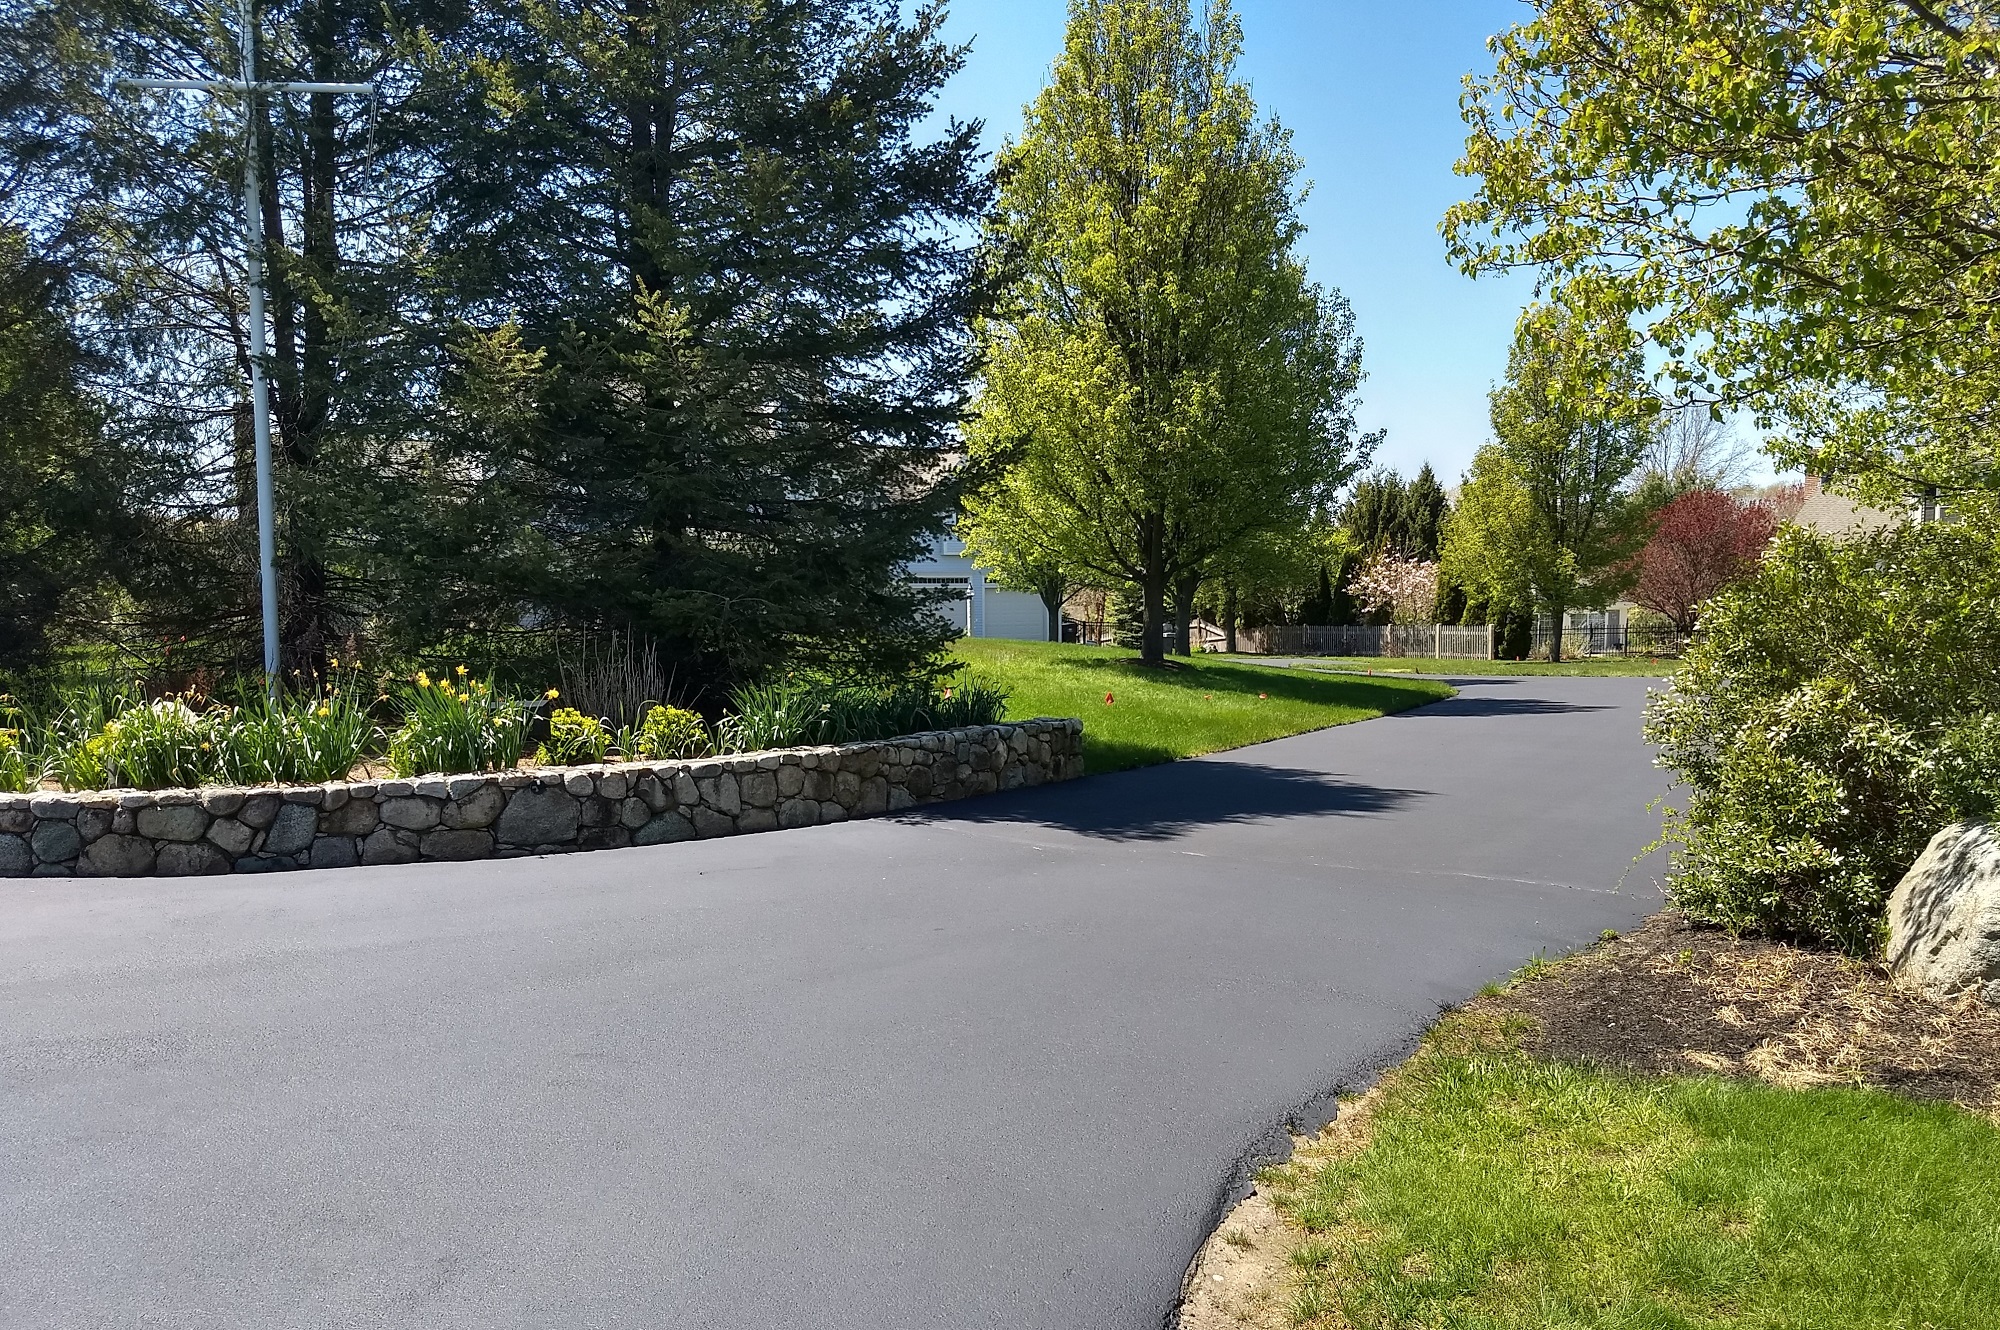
[{"x1": 1475, "y1": 912, "x2": 2000, "y2": 1114}]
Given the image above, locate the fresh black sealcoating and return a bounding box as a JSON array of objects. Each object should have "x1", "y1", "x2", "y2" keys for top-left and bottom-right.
[{"x1": 0, "y1": 675, "x2": 1668, "y2": 1330}]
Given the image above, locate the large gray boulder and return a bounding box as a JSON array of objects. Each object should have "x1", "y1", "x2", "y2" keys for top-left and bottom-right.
[{"x1": 1886, "y1": 821, "x2": 2000, "y2": 1005}]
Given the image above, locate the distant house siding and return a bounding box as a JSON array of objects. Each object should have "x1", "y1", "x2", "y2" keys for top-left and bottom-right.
[
  {"x1": 906, "y1": 532, "x2": 1058, "y2": 641},
  {"x1": 981, "y1": 589, "x2": 1051, "y2": 642}
]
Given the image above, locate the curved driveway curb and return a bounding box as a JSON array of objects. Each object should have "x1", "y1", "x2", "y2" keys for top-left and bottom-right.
[{"x1": 0, "y1": 675, "x2": 1669, "y2": 1330}]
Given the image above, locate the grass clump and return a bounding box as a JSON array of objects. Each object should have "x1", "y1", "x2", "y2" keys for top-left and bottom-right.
[
  {"x1": 0, "y1": 717, "x2": 35, "y2": 792},
  {"x1": 212, "y1": 675, "x2": 380, "y2": 784},
  {"x1": 952, "y1": 640, "x2": 1451, "y2": 774},
  {"x1": 1267, "y1": 1014, "x2": 2000, "y2": 1330},
  {"x1": 1291, "y1": 654, "x2": 1675, "y2": 677},
  {"x1": 386, "y1": 671, "x2": 537, "y2": 777},
  {"x1": 718, "y1": 673, "x2": 1007, "y2": 751}
]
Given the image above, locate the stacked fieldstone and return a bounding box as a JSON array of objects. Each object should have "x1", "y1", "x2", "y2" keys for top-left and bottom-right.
[{"x1": 0, "y1": 718, "x2": 1083, "y2": 879}]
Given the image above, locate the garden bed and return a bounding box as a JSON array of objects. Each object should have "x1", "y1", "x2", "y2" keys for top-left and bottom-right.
[{"x1": 0, "y1": 718, "x2": 1082, "y2": 878}]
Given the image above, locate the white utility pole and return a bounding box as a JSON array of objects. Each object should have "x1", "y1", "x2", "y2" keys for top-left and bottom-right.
[{"x1": 121, "y1": 0, "x2": 372, "y2": 698}]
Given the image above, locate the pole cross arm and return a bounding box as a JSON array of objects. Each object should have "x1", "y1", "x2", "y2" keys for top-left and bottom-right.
[{"x1": 120, "y1": 78, "x2": 374, "y2": 93}]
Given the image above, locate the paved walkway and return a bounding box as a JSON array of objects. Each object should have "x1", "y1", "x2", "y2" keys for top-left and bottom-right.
[{"x1": 0, "y1": 675, "x2": 1670, "y2": 1329}]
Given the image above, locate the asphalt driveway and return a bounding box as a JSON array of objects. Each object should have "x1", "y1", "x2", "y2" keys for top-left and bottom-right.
[{"x1": 0, "y1": 673, "x2": 1671, "y2": 1329}]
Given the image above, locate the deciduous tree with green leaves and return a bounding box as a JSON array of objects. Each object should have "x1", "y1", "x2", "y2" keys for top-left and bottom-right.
[
  {"x1": 1445, "y1": 0, "x2": 2000, "y2": 514},
  {"x1": 962, "y1": 0, "x2": 1371, "y2": 667},
  {"x1": 1441, "y1": 302, "x2": 1652, "y2": 660}
]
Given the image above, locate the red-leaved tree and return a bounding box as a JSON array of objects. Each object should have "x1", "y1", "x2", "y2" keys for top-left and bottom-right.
[{"x1": 1633, "y1": 490, "x2": 1779, "y2": 633}]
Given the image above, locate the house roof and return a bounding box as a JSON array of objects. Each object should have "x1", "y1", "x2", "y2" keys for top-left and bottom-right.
[{"x1": 1793, "y1": 477, "x2": 1904, "y2": 540}]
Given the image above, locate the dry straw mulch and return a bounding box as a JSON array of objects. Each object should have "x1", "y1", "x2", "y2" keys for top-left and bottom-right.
[{"x1": 1484, "y1": 911, "x2": 2000, "y2": 1114}]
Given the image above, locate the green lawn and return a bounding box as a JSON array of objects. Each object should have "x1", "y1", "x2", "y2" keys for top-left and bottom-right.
[
  {"x1": 951, "y1": 639, "x2": 1452, "y2": 774},
  {"x1": 1261, "y1": 654, "x2": 1679, "y2": 678},
  {"x1": 1267, "y1": 1014, "x2": 2000, "y2": 1330}
]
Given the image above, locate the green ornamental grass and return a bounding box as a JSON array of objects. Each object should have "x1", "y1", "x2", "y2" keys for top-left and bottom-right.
[
  {"x1": 0, "y1": 725, "x2": 32, "y2": 793},
  {"x1": 95, "y1": 698, "x2": 214, "y2": 789},
  {"x1": 717, "y1": 673, "x2": 1008, "y2": 752},
  {"x1": 387, "y1": 670, "x2": 537, "y2": 777},
  {"x1": 214, "y1": 673, "x2": 381, "y2": 785}
]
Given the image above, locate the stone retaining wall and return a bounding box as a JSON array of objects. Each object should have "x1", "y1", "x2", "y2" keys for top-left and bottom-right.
[{"x1": 0, "y1": 719, "x2": 1083, "y2": 879}]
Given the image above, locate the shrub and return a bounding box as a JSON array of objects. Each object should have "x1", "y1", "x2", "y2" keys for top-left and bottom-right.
[
  {"x1": 537, "y1": 706, "x2": 612, "y2": 766},
  {"x1": 1644, "y1": 523, "x2": 2000, "y2": 954},
  {"x1": 718, "y1": 673, "x2": 1007, "y2": 751},
  {"x1": 629, "y1": 704, "x2": 711, "y2": 760},
  {"x1": 387, "y1": 670, "x2": 536, "y2": 777}
]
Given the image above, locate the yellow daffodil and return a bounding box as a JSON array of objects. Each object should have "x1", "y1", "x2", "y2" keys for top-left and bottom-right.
[
  {"x1": 317, "y1": 706, "x2": 331, "y2": 717},
  {"x1": 546, "y1": 688, "x2": 560, "y2": 700},
  {"x1": 416, "y1": 670, "x2": 431, "y2": 687},
  {"x1": 456, "y1": 664, "x2": 468, "y2": 676}
]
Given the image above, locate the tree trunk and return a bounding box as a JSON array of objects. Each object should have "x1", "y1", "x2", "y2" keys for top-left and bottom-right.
[
  {"x1": 258, "y1": 0, "x2": 343, "y2": 677},
  {"x1": 1038, "y1": 574, "x2": 1065, "y2": 643},
  {"x1": 1172, "y1": 572, "x2": 1199, "y2": 656},
  {"x1": 1139, "y1": 516, "x2": 1166, "y2": 666},
  {"x1": 1223, "y1": 580, "x2": 1238, "y2": 654},
  {"x1": 1547, "y1": 600, "x2": 1565, "y2": 662}
]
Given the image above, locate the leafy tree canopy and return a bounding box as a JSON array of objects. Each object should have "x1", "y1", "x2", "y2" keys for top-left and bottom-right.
[
  {"x1": 962, "y1": 0, "x2": 1372, "y2": 665},
  {"x1": 1441, "y1": 300, "x2": 1653, "y2": 657},
  {"x1": 1446, "y1": 0, "x2": 2000, "y2": 512}
]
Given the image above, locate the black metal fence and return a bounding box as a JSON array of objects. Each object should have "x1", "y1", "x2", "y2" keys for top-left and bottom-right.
[{"x1": 1525, "y1": 624, "x2": 1689, "y2": 659}]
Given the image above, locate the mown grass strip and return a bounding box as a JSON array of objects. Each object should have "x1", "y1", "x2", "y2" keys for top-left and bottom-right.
[
  {"x1": 1276, "y1": 654, "x2": 1678, "y2": 677},
  {"x1": 951, "y1": 640, "x2": 1452, "y2": 774},
  {"x1": 1263, "y1": 1012, "x2": 2000, "y2": 1330}
]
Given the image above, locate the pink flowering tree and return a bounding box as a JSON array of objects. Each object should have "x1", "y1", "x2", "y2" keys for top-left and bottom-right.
[{"x1": 1348, "y1": 552, "x2": 1440, "y2": 624}]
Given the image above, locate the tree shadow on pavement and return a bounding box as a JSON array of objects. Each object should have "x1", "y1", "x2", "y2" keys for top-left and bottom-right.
[
  {"x1": 921, "y1": 761, "x2": 1427, "y2": 843},
  {"x1": 1402, "y1": 695, "x2": 1614, "y2": 718}
]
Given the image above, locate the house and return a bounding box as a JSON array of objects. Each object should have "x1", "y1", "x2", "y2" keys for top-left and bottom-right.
[
  {"x1": 1793, "y1": 475, "x2": 1949, "y2": 538},
  {"x1": 905, "y1": 530, "x2": 1060, "y2": 641}
]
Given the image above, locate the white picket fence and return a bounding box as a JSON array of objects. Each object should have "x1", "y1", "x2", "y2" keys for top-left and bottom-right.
[{"x1": 1252, "y1": 623, "x2": 1496, "y2": 659}]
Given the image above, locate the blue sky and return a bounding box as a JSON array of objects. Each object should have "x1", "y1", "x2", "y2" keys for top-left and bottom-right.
[{"x1": 927, "y1": 0, "x2": 1537, "y2": 486}]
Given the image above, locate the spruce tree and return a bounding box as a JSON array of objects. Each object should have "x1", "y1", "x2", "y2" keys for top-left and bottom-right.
[
  {"x1": 395, "y1": 0, "x2": 991, "y2": 696},
  {"x1": 0, "y1": 0, "x2": 452, "y2": 671},
  {"x1": 0, "y1": 227, "x2": 139, "y2": 675},
  {"x1": 1401, "y1": 463, "x2": 1448, "y2": 560}
]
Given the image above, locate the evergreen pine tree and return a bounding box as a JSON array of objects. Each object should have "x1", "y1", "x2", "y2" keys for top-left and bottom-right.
[
  {"x1": 397, "y1": 0, "x2": 992, "y2": 696},
  {"x1": 1401, "y1": 463, "x2": 1448, "y2": 560},
  {"x1": 1, "y1": 0, "x2": 458, "y2": 671},
  {"x1": 0, "y1": 227, "x2": 138, "y2": 675}
]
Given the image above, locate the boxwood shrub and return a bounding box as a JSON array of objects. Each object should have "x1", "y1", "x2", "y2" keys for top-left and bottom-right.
[{"x1": 1645, "y1": 522, "x2": 2000, "y2": 954}]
